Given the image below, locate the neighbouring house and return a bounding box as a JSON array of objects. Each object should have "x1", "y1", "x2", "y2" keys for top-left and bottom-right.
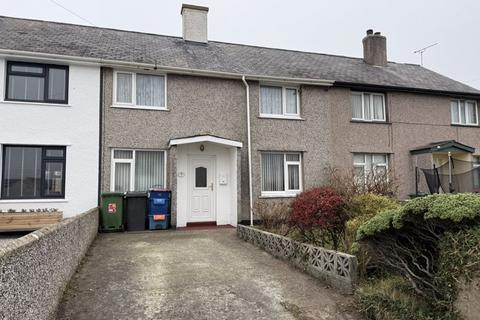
[{"x1": 0, "y1": 4, "x2": 479, "y2": 225}]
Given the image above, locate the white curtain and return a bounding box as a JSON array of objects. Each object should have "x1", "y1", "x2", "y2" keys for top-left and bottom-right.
[
  {"x1": 352, "y1": 94, "x2": 363, "y2": 119},
  {"x1": 262, "y1": 153, "x2": 284, "y2": 191},
  {"x1": 116, "y1": 73, "x2": 132, "y2": 103},
  {"x1": 135, "y1": 151, "x2": 164, "y2": 191},
  {"x1": 288, "y1": 164, "x2": 299, "y2": 190},
  {"x1": 113, "y1": 150, "x2": 133, "y2": 159},
  {"x1": 3, "y1": 146, "x2": 42, "y2": 198},
  {"x1": 363, "y1": 94, "x2": 371, "y2": 120},
  {"x1": 459, "y1": 101, "x2": 466, "y2": 124},
  {"x1": 48, "y1": 68, "x2": 66, "y2": 101},
  {"x1": 260, "y1": 86, "x2": 282, "y2": 115},
  {"x1": 8, "y1": 76, "x2": 45, "y2": 101},
  {"x1": 114, "y1": 163, "x2": 130, "y2": 192},
  {"x1": 285, "y1": 88, "x2": 297, "y2": 114},
  {"x1": 136, "y1": 74, "x2": 165, "y2": 107},
  {"x1": 451, "y1": 101, "x2": 459, "y2": 123},
  {"x1": 373, "y1": 95, "x2": 384, "y2": 120},
  {"x1": 466, "y1": 101, "x2": 477, "y2": 124}
]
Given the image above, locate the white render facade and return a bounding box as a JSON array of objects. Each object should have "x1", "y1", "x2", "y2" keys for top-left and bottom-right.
[{"x1": 0, "y1": 57, "x2": 100, "y2": 217}]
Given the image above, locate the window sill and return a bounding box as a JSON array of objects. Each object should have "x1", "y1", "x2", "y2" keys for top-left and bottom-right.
[
  {"x1": 0, "y1": 100, "x2": 72, "y2": 108},
  {"x1": 259, "y1": 193, "x2": 300, "y2": 199},
  {"x1": 258, "y1": 115, "x2": 304, "y2": 121},
  {"x1": 0, "y1": 199, "x2": 68, "y2": 204},
  {"x1": 350, "y1": 119, "x2": 391, "y2": 124},
  {"x1": 451, "y1": 123, "x2": 479, "y2": 128},
  {"x1": 111, "y1": 105, "x2": 169, "y2": 111}
]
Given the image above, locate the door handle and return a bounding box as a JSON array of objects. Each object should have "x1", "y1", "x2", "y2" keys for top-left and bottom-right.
[{"x1": 210, "y1": 182, "x2": 214, "y2": 191}]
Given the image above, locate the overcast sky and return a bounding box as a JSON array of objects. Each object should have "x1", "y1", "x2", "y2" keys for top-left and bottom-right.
[{"x1": 2, "y1": 0, "x2": 479, "y2": 89}]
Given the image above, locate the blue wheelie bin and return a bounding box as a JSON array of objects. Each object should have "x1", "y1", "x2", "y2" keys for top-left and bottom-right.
[{"x1": 148, "y1": 189, "x2": 171, "y2": 230}]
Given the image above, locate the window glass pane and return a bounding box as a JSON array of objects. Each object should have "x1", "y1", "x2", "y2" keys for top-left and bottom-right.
[
  {"x1": 285, "y1": 88, "x2": 297, "y2": 114},
  {"x1": 113, "y1": 150, "x2": 133, "y2": 159},
  {"x1": 460, "y1": 101, "x2": 466, "y2": 124},
  {"x1": 44, "y1": 161, "x2": 64, "y2": 197},
  {"x1": 8, "y1": 75, "x2": 45, "y2": 101},
  {"x1": 466, "y1": 102, "x2": 477, "y2": 124},
  {"x1": 48, "y1": 68, "x2": 66, "y2": 101},
  {"x1": 288, "y1": 164, "x2": 300, "y2": 190},
  {"x1": 373, "y1": 154, "x2": 387, "y2": 165},
  {"x1": 136, "y1": 74, "x2": 165, "y2": 107},
  {"x1": 375, "y1": 166, "x2": 387, "y2": 176},
  {"x1": 262, "y1": 153, "x2": 285, "y2": 191},
  {"x1": 114, "y1": 163, "x2": 130, "y2": 192},
  {"x1": 134, "y1": 151, "x2": 164, "y2": 191},
  {"x1": 116, "y1": 73, "x2": 132, "y2": 103},
  {"x1": 11, "y1": 65, "x2": 43, "y2": 74},
  {"x1": 46, "y1": 148, "x2": 64, "y2": 158},
  {"x1": 363, "y1": 94, "x2": 371, "y2": 120},
  {"x1": 451, "y1": 100, "x2": 459, "y2": 123},
  {"x1": 260, "y1": 86, "x2": 282, "y2": 115},
  {"x1": 352, "y1": 94, "x2": 363, "y2": 119},
  {"x1": 373, "y1": 95, "x2": 384, "y2": 120},
  {"x1": 353, "y1": 154, "x2": 365, "y2": 164},
  {"x1": 286, "y1": 154, "x2": 300, "y2": 162},
  {"x1": 195, "y1": 167, "x2": 207, "y2": 188},
  {"x1": 2, "y1": 147, "x2": 42, "y2": 198},
  {"x1": 354, "y1": 166, "x2": 365, "y2": 184}
]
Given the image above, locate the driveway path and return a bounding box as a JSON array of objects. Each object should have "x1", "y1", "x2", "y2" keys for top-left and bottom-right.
[{"x1": 57, "y1": 229, "x2": 360, "y2": 320}]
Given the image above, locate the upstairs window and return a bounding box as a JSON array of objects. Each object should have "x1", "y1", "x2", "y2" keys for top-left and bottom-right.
[
  {"x1": 260, "y1": 85, "x2": 299, "y2": 117},
  {"x1": 352, "y1": 92, "x2": 385, "y2": 121},
  {"x1": 1, "y1": 145, "x2": 66, "y2": 199},
  {"x1": 261, "y1": 152, "x2": 302, "y2": 196},
  {"x1": 451, "y1": 100, "x2": 478, "y2": 126},
  {"x1": 114, "y1": 71, "x2": 166, "y2": 109},
  {"x1": 6, "y1": 62, "x2": 68, "y2": 104}
]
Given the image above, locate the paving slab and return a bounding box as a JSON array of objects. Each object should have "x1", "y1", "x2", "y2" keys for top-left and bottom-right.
[{"x1": 56, "y1": 229, "x2": 360, "y2": 320}]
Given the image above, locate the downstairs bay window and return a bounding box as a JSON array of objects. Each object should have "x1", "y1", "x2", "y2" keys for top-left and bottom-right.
[
  {"x1": 111, "y1": 149, "x2": 166, "y2": 192},
  {"x1": 261, "y1": 152, "x2": 302, "y2": 196}
]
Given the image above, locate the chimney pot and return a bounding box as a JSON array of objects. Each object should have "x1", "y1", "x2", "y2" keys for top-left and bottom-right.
[
  {"x1": 181, "y1": 4, "x2": 209, "y2": 43},
  {"x1": 362, "y1": 30, "x2": 387, "y2": 66}
]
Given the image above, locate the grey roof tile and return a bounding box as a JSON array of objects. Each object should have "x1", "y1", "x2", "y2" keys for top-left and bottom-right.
[{"x1": 1, "y1": 16, "x2": 479, "y2": 95}]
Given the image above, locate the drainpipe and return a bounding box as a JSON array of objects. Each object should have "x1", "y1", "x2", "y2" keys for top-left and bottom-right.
[{"x1": 242, "y1": 76, "x2": 254, "y2": 226}]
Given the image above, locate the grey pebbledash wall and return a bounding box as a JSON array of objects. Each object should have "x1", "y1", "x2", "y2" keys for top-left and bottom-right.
[{"x1": 0, "y1": 208, "x2": 98, "y2": 320}]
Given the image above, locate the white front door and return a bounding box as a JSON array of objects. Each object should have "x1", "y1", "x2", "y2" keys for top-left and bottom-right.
[{"x1": 188, "y1": 156, "x2": 216, "y2": 222}]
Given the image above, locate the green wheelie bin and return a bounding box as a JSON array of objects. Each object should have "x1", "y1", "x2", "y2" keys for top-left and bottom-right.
[{"x1": 100, "y1": 192, "x2": 124, "y2": 232}]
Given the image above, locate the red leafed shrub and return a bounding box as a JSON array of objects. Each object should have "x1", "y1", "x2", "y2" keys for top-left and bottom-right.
[{"x1": 290, "y1": 187, "x2": 347, "y2": 250}]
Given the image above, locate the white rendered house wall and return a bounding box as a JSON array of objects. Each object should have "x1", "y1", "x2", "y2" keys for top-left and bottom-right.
[{"x1": 0, "y1": 58, "x2": 100, "y2": 217}]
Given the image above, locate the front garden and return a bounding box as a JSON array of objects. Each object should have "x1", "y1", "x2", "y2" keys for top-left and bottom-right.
[{"x1": 250, "y1": 168, "x2": 480, "y2": 320}]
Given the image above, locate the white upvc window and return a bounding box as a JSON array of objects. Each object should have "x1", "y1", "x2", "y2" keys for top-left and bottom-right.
[
  {"x1": 113, "y1": 71, "x2": 167, "y2": 110},
  {"x1": 451, "y1": 99, "x2": 478, "y2": 126},
  {"x1": 259, "y1": 85, "x2": 300, "y2": 118},
  {"x1": 351, "y1": 92, "x2": 386, "y2": 121},
  {"x1": 353, "y1": 153, "x2": 388, "y2": 184},
  {"x1": 261, "y1": 152, "x2": 302, "y2": 196},
  {"x1": 111, "y1": 149, "x2": 166, "y2": 192}
]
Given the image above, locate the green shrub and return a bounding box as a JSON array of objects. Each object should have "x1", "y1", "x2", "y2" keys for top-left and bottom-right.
[{"x1": 357, "y1": 276, "x2": 456, "y2": 320}]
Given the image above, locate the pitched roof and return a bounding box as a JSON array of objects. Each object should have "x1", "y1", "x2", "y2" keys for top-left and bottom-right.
[
  {"x1": 410, "y1": 140, "x2": 475, "y2": 155},
  {"x1": 0, "y1": 16, "x2": 479, "y2": 96}
]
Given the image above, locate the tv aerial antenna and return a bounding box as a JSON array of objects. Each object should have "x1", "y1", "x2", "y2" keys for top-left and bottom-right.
[{"x1": 414, "y1": 42, "x2": 439, "y2": 66}]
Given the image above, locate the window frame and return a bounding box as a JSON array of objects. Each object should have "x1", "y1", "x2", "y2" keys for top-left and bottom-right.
[
  {"x1": 1, "y1": 145, "x2": 66, "y2": 200},
  {"x1": 353, "y1": 153, "x2": 389, "y2": 185},
  {"x1": 110, "y1": 148, "x2": 167, "y2": 192},
  {"x1": 351, "y1": 91, "x2": 386, "y2": 122},
  {"x1": 450, "y1": 99, "x2": 478, "y2": 126},
  {"x1": 5, "y1": 61, "x2": 69, "y2": 104},
  {"x1": 260, "y1": 152, "x2": 302, "y2": 197},
  {"x1": 112, "y1": 70, "x2": 168, "y2": 110},
  {"x1": 259, "y1": 85, "x2": 301, "y2": 119}
]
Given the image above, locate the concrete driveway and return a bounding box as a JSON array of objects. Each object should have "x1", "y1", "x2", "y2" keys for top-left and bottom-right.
[{"x1": 56, "y1": 229, "x2": 360, "y2": 320}]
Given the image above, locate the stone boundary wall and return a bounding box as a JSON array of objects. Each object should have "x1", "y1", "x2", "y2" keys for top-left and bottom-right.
[
  {"x1": 0, "y1": 208, "x2": 99, "y2": 320},
  {"x1": 237, "y1": 224, "x2": 358, "y2": 294}
]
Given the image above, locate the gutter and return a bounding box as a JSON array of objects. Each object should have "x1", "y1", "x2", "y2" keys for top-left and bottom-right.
[
  {"x1": 242, "y1": 76, "x2": 254, "y2": 227},
  {"x1": 0, "y1": 49, "x2": 335, "y2": 86}
]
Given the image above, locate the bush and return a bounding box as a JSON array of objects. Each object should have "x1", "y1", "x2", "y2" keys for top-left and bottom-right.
[
  {"x1": 357, "y1": 276, "x2": 455, "y2": 320},
  {"x1": 357, "y1": 193, "x2": 480, "y2": 306},
  {"x1": 290, "y1": 187, "x2": 346, "y2": 250},
  {"x1": 254, "y1": 199, "x2": 291, "y2": 234}
]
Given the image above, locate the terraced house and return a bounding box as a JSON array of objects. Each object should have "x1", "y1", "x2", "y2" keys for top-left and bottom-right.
[{"x1": 0, "y1": 4, "x2": 479, "y2": 225}]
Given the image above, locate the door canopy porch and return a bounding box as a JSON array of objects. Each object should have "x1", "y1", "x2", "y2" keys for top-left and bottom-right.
[
  {"x1": 410, "y1": 140, "x2": 475, "y2": 155},
  {"x1": 169, "y1": 135, "x2": 243, "y2": 148}
]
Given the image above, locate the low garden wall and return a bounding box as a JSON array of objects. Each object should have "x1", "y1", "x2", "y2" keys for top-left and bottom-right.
[
  {"x1": 237, "y1": 224, "x2": 358, "y2": 294},
  {"x1": 0, "y1": 208, "x2": 98, "y2": 320}
]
